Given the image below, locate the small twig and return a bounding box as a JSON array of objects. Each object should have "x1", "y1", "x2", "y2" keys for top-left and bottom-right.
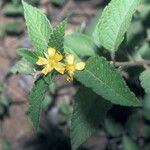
[
  {"x1": 111, "y1": 52, "x2": 116, "y2": 65},
  {"x1": 115, "y1": 60, "x2": 150, "y2": 67}
]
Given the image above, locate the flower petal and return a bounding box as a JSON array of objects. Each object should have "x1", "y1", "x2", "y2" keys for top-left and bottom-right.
[
  {"x1": 75, "y1": 62, "x2": 85, "y2": 70},
  {"x1": 66, "y1": 71, "x2": 74, "y2": 81},
  {"x1": 54, "y1": 52, "x2": 63, "y2": 62},
  {"x1": 36, "y1": 57, "x2": 48, "y2": 65},
  {"x1": 48, "y1": 47, "x2": 56, "y2": 58},
  {"x1": 54, "y1": 62, "x2": 65, "y2": 74},
  {"x1": 66, "y1": 75, "x2": 73, "y2": 81},
  {"x1": 66, "y1": 54, "x2": 74, "y2": 64},
  {"x1": 41, "y1": 64, "x2": 53, "y2": 75}
]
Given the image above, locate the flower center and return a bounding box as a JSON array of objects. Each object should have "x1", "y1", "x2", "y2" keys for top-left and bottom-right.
[
  {"x1": 66, "y1": 64, "x2": 76, "y2": 72},
  {"x1": 48, "y1": 57, "x2": 56, "y2": 66}
]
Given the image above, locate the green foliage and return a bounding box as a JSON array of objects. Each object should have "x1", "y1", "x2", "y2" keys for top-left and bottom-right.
[
  {"x1": 2, "y1": 4, "x2": 23, "y2": 16},
  {"x1": 127, "y1": 20, "x2": 144, "y2": 47},
  {"x1": 48, "y1": 20, "x2": 67, "y2": 52},
  {"x1": 140, "y1": 71, "x2": 150, "y2": 120},
  {"x1": 5, "y1": 22, "x2": 24, "y2": 35},
  {"x1": 13, "y1": 0, "x2": 150, "y2": 148},
  {"x1": 140, "y1": 70, "x2": 150, "y2": 93},
  {"x1": 75, "y1": 56, "x2": 142, "y2": 106},
  {"x1": 16, "y1": 48, "x2": 39, "y2": 64},
  {"x1": 133, "y1": 42, "x2": 150, "y2": 61},
  {"x1": 12, "y1": 0, "x2": 20, "y2": 6},
  {"x1": 29, "y1": 74, "x2": 54, "y2": 130},
  {"x1": 25, "y1": 0, "x2": 40, "y2": 5},
  {"x1": 49, "y1": 81, "x2": 56, "y2": 94},
  {"x1": 42, "y1": 95, "x2": 53, "y2": 110},
  {"x1": 65, "y1": 33, "x2": 95, "y2": 57},
  {"x1": 105, "y1": 117, "x2": 124, "y2": 137},
  {"x1": 126, "y1": 112, "x2": 143, "y2": 138},
  {"x1": 0, "y1": 95, "x2": 10, "y2": 116},
  {"x1": 29, "y1": 77, "x2": 49, "y2": 130},
  {"x1": 0, "y1": 25, "x2": 5, "y2": 38},
  {"x1": 93, "y1": 0, "x2": 140, "y2": 51},
  {"x1": 58, "y1": 99, "x2": 70, "y2": 124},
  {"x1": 144, "y1": 143, "x2": 150, "y2": 150},
  {"x1": 143, "y1": 94, "x2": 150, "y2": 120},
  {"x1": 71, "y1": 87, "x2": 112, "y2": 150},
  {"x1": 10, "y1": 58, "x2": 34, "y2": 75},
  {"x1": 58, "y1": 99, "x2": 70, "y2": 116},
  {"x1": 122, "y1": 135, "x2": 139, "y2": 150},
  {"x1": 0, "y1": 139, "x2": 11, "y2": 150},
  {"x1": 0, "y1": 82, "x2": 5, "y2": 93},
  {"x1": 22, "y1": 0, "x2": 52, "y2": 51},
  {"x1": 50, "y1": 0, "x2": 66, "y2": 6}
]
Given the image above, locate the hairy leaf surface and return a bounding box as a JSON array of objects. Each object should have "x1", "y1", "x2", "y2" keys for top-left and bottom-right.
[
  {"x1": 122, "y1": 135, "x2": 140, "y2": 150},
  {"x1": 140, "y1": 70, "x2": 150, "y2": 94},
  {"x1": 48, "y1": 20, "x2": 66, "y2": 52},
  {"x1": 94, "y1": 0, "x2": 140, "y2": 51},
  {"x1": 29, "y1": 77, "x2": 48, "y2": 130},
  {"x1": 22, "y1": 1, "x2": 52, "y2": 51},
  {"x1": 17, "y1": 48, "x2": 39, "y2": 64},
  {"x1": 10, "y1": 58, "x2": 34, "y2": 75},
  {"x1": 71, "y1": 87, "x2": 112, "y2": 150},
  {"x1": 75, "y1": 56, "x2": 142, "y2": 106},
  {"x1": 65, "y1": 33, "x2": 95, "y2": 57}
]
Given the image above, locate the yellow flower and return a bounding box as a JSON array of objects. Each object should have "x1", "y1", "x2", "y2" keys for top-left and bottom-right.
[
  {"x1": 65, "y1": 54, "x2": 85, "y2": 81},
  {"x1": 36, "y1": 47, "x2": 65, "y2": 75}
]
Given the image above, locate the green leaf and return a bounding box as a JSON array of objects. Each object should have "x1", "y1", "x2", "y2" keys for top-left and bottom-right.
[
  {"x1": 93, "y1": 0, "x2": 140, "y2": 51},
  {"x1": 5, "y1": 21, "x2": 24, "y2": 35},
  {"x1": 75, "y1": 56, "x2": 142, "y2": 106},
  {"x1": 0, "y1": 95, "x2": 10, "y2": 107},
  {"x1": 26, "y1": 0, "x2": 40, "y2": 5},
  {"x1": 48, "y1": 20, "x2": 67, "y2": 52},
  {"x1": 126, "y1": 112, "x2": 143, "y2": 138},
  {"x1": 29, "y1": 74, "x2": 53, "y2": 130},
  {"x1": 58, "y1": 99, "x2": 70, "y2": 115},
  {"x1": 49, "y1": 81, "x2": 56, "y2": 94},
  {"x1": 133, "y1": 42, "x2": 150, "y2": 61},
  {"x1": 64, "y1": 33, "x2": 95, "y2": 57},
  {"x1": 0, "y1": 25, "x2": 5, "y2": 38},
  {"x1": 29, "y1": 77, "x2": 48, "y2": 130},
  {"x1": 140, "y1": 71, "x2": 150, "y2": 120},
  {"x1": 50, "y1": 0, "x2": 66, "y2": 6},
  {"x1": 122, "y1": 135, "x2": 140, "y2": 150},
  {"x1": 0, "y1": 81, "x2": 5, "y2": 93},
  {"x1": 10, "y1": 58, "x2": 34, "y2": 75},
  {"x1": 140, "y1": 70, "x2": 150, "y2": 94},
  {"x1": 71, "y1": 87, "x2": 112, "y2": 150},
  {"x1": 127, "y1": 20, "x2": 144, "y2": 47},
  {"x1": 22, "y1": 1, "x2": 52, "y2": 51},
  {"x1": 105, "y1": 117, "x2": 124, "y2": 137},
  {"x1": 42, "y1": 95, "x2": 53, "y2": 110},
  {"x1": 2, "y1": 4, "x2": 23, "y2": 16},
  {"x1": 143, "y1": 94, "x2": 150, "y2": 120},
  {"x1": 144, "y1": 143, "x2": 150, "y2": 150},
  {"x1": 17, "y1": 48, "x2": 39, "y2": 64},
  {"x1": 0, "y1": 139, "x2": 11, "y2": 150}
]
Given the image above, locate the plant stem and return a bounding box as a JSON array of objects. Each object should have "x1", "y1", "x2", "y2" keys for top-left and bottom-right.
[
  {"x1": 111, "y1": 51, "x2": 116, "y2": 65},
  {"x1": 115, "y1": 60, "x2": 150, "y2": 67}
]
